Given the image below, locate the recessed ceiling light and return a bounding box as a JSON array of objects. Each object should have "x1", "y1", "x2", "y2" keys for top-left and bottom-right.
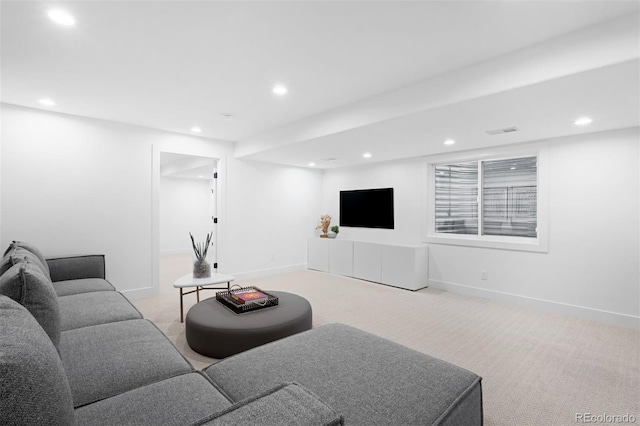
[
  {"x1": 198, "y1": 175, "x2": 205, "y2": 178},
  {"x1": 308, "y1": 162, "x2": 316, "y2": 167},
  {"x1": 574, "y1": 117, "x2": 592, "y2": 126},
  {"x1": 272, "y1": 84, "x2": 288, "y2": 95},
  {"x1": 191, "y1": 127, "x2": 202, "y2": 133},
  {"x1": 444, "y1": 139, "x2": 455, "y2": 145},
  {"x1": 363, "y1": 153, "x2": 372, "y2": 159},
  {"x1": 47, "y1": 9, "x2": 76, "y2": 26},
  {"x1": 38, "y1": 98, "x2": 56, "y2": 107}
]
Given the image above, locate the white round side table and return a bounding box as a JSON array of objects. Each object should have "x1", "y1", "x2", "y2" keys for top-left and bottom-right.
[{"x1": 173, "y1": 273, "x2": 235, "y2": 322}]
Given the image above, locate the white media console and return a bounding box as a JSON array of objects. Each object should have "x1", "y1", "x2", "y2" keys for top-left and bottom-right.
[{"x1": 307, "y1": 237, "x2": 428, "y2": 291}]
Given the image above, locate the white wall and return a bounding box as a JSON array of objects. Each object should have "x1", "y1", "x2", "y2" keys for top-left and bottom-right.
[
  {"x1": 322, "y1": 127, "x2": 640, "y2": 328},
  {"x1": 1, "y1": 104, "x2": 322, "y2": 297},
  {"x1": 2, "y1": 105, "x2": 159, "y2": 296},
  {"x1": 225, "y1": 160, "x2": 323, "y2": 278},
  {"x1": 321, "y1": 158, "x2": 427, "y2": 244},
  {"x1": 159, "y1": 176, "x2": 213, "y2": 255},
  {"x1": 4, "y1": 103, "x2": 636, "y2": 327},
  {"x1": 160, "y1": 177, "x2": 214, "y2": 254}
]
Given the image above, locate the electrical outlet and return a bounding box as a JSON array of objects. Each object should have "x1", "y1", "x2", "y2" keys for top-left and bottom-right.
[{"x1": 481, "y1": 270, "x2": 488, "y2": 280}]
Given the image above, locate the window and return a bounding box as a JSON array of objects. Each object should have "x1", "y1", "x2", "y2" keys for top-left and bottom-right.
[
  {"x1": 482, "y1": 156, "x2": 537, "y2": 237},
  {"x1": 435, "y1": 156, "x2": 537, "y2": 238},
  {"x1": 435, "y1": 162, "x2": 478, "y2": 235},
  {"x1": 428, "y1": 147, "x2": 547, "y2": 253}
]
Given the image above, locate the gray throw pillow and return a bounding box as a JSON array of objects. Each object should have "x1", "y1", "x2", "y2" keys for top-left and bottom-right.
[
  {"x1": 0, "y1": 295, "x2": 75, "y2": 425},
  {"x1": 0, "y1": 261, "x2": 61, "y2": 349},
  {"x1": 0, "y1": 248, "x2": 49, "y2": 279},
  {"x1": 0, "y1": 253, "x2": 12, "y2": 277},
  {"x1": 3, "y1": 241, "x2": 51, "y2": 278}
]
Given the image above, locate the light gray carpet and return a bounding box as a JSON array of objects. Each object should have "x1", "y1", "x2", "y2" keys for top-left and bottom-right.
[{"x1": 132, "y1": 255, "x2": 640, "y2": 426}]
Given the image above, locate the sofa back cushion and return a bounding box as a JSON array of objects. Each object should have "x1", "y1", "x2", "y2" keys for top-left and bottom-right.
[
  {"x1": 4, "y1": 241, "x2": 49, "y2": 276},
  {"x1": 0, "y1": 261, "x2": 61, "y2": 349},
  {"x1": 1, "y1": 246, "x2": 50, "y2": 280},
  {"x1": 0, "y1": 295, "x2": 75, "y2": 425}
]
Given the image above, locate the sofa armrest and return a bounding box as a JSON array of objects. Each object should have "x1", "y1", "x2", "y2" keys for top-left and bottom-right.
[
  {"x1": 191, "y1": 383, "x2": 344, "y2": 426},
  {"x1": 46, "y1": 255, "x2": 106, "y2": 282}
]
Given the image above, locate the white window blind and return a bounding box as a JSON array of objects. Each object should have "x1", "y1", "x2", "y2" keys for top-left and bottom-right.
[
  {"x1": 482, "y1": 157, "x2": 537, "y2": 237},
  {"x1": 435, "y1": 162, "x2": 478, "y2": 235},
  {"x1": 434, "y1": 156, "x2": 537, "y2": 239}
]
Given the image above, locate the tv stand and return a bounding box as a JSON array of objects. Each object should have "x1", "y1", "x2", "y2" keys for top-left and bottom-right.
[{"x1": 307, "y1": 238, "x2": 428, "y2": 291}]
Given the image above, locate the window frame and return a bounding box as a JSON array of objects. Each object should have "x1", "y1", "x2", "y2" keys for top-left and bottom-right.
[{"x1": 425, "y1": 143, "x2": 549, "y2": 253}]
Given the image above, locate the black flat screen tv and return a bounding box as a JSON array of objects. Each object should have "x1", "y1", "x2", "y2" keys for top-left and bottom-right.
[{"x1": 339, "y1": 188, "x2": 394, "y2": 229}]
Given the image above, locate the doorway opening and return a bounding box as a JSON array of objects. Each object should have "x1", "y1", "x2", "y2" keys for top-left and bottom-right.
[{"x1": 153, "y1": 151, "x2": 221, "y2": 296}]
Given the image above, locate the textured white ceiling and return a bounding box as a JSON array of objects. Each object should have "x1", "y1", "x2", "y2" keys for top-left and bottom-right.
[{"x1": 2, "y1": 1, "x2": 639, "y2": 169}]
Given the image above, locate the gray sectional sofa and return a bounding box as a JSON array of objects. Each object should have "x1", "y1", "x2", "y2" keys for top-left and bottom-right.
[{"x1": 0, "y1": 241, "x2": 483, "y2": 425}]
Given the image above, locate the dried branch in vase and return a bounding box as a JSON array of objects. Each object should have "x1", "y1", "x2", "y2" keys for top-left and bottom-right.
[
  {"x1": 190, "y1": 231, "x2": 213, "y2": 261},
  {"x1": 315, "y1": 214, "x2": 332, "y2": 238}
]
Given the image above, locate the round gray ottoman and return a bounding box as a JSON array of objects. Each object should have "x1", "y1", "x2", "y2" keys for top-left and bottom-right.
[{"x1": 185, "y1": 291, "x2": 312, "y2": 358}]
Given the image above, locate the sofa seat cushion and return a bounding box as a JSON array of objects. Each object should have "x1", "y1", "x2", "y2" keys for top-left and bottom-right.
[
  {"x1": 74, "y1": 372, "x2": 231, "y2": 426},
  {"x1": 0, "y1": 261, "x2": 61, "y2": 349},
  {"x1": 0, "y1": 295, "x2": 75, "y2": 425},
  {"x1": 59, "y1": 319, "x2": 194, "y2": 407},
  {"x1": 58, "y1": 290, "x2": 142, "y2": 331},
  {"x1": 52, "y1": 277, "x2": 115, "y2": 297},
  {"x1": 193, "y1": 382, "x2": 344, "y2": 426},
  {"x1": 205, "y1": 323, "x2": 483, "y2": 426},
  {"x1": 2, "y1": 241, "x2": 51, "y2": 278}
]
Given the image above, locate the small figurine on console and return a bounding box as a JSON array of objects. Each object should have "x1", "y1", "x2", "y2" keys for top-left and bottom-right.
[{"x1": 315, "y1": 214, "x2": 332, "y2": 238}]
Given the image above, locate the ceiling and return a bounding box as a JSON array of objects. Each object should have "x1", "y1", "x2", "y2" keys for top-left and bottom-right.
[{"x1": 2, "y1": 1, "x2": 639, "y2": 169}]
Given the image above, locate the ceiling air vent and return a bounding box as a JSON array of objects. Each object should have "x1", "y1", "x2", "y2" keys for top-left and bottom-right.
[
  {"x1": 322, "y1": 157, "x2": 338, "y2": 162},
  {"x1": 485, "y1": 126, "x2": 519, "y2": 135}
]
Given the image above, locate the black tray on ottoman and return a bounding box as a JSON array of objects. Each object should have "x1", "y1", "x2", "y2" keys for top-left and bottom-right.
[{"x1": 215, "y1": 286, "x2": 279, "y2": 314}]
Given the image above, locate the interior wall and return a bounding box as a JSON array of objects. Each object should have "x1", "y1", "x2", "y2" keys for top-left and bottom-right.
[
  {"x1": 4, "y1": 103, "x2": 635, "y2": 326},
  {"x1": 1, "y1": 105, "x2": 157, "y2": 295},
  {"x1": 321, "y1": 158, "x2": 426, "y2": 244},
  {"x1": 0, "y1": 104, "x2": 322, "y2": 297},
  {"x1": 225, "y1": 159, "x2": 323, "y2": 279},
  {"x1": 159, "y1": 176, "x2": 213, "y2": 255},
  {"x1": 321, "y1": 127, "x2": 640, "y2": 328}
]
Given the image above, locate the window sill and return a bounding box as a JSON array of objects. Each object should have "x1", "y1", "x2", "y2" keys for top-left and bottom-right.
[{"x1": 426, "y1": 233, "x2": 548, "y2": 253}]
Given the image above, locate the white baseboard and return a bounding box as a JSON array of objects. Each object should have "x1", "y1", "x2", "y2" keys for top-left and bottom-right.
[
  {"x1": 160, "y1": 248, "x2": 192, "y2": 256},
  {"x1": 120, "y1": 286, "x2": 158, "y2": 301},
  {"x1": 428, "y1": 279, "x2": 640, "y2": 330},
  {"x1": 228, "y1": 263, "x2": 307, "y2": 282}
]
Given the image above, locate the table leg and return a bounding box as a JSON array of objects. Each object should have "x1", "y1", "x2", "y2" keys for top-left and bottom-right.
[
  {"x1": 197, "y1": 286, "x2": 200, "y2": 302},
  {"x1": 180, "y1": 288, "x2": 184, "y2": 323}
]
